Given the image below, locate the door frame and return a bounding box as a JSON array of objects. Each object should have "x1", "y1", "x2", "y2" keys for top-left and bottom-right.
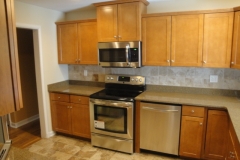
[{"x1": 15, "y1": 23, "x2": 52, "y2": 138}]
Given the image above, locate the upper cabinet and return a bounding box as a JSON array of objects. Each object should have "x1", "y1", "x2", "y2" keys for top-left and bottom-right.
[
  {"x1": 171, "y1": 14, "x2": 203, "y2": 67},
  {"x1": 94, "y1": 0, "x2": 148, "y2": 42},
  {"x1": 142, "y1": 16, "x2": 171, "y2": 66},
  {"x1": 0, "y1": 0, "x2": 23, "y2": 116},
  {"x1": 202, "y1": 12, "x2": 233, "y2": 68},
  {"x1": 142, "y1": 11, "x2": 234, "y2": 68},
  {"x1": 56, "y1": 19, "x2": 98, "y2": 64},
  {"x1": 231, "y1": 11, "x2": 240, "y2": 69}
]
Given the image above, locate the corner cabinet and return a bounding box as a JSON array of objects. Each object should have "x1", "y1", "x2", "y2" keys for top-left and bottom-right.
[
  {"x1": 56, "y1": 19, "x2": 98, "y2": 64},
  {"x1": 0, "y1": 0, "x2": 23, "y2": 116},
  {"x1": 204, "y1": 110, "x2": 229, "y2": 160},
  {"x1": 94, "y1": 0, "x2": 148, "y2": 42},
  {"x1": 50, "y1": 93, "x2": 91, "y2": 139}
]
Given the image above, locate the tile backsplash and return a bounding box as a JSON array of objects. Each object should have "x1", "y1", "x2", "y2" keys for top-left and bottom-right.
[{"x1": 68, "y1": 65, "x2": 240, "y2": 90}]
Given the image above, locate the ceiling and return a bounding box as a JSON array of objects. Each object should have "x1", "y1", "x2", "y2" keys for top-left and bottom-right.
[{"x1": 15, "y1": 0, "x2": 160, "y2": 12}]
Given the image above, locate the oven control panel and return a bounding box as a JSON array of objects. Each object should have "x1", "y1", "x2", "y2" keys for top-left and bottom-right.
[{"x1": 105, "y1": 75, "x2": 145, "y2": 85}]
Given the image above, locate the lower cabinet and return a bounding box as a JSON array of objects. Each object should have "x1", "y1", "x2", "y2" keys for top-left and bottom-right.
[
  {"x1": 204, "y1": 110, "x2": 229, "y2": 160},
  {"x1": 180, "y1": 107, "x2": 240, "y2": 160},
  {"x1": 179, "y1": 106, "x2": 206, "y2": 159},
  {"x1": 50, "y1": 93, "x2": 91, "y2": 139}
]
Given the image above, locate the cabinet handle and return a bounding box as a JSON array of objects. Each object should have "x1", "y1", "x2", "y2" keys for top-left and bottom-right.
[
  {"x1": 203, "y1": 61, "x2": 207, "y2": 64},
  {"x1": 231, "y1": 62, "x2": 234, "y2": 64},
  {"x1": 191, "y1": 110, "x2": 194, "y2": 113},
  {"x1": 171, "y1": 60, "x2": 174, "y2": 62}
]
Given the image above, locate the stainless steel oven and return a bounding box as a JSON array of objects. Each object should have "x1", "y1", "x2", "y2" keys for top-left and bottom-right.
[
  {"x1": 98, "y1": 41, "x2": 141, "y2": 68},
  {"x1": 89, "y1": 99, "x2": 134, "y2": 153},
  {"x1": 89, "y1": 75, "x2": 145, "y2": 154}
]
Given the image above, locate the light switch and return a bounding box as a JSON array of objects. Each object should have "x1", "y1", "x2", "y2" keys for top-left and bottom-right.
[{"x1": 210, "y1": 75, "x2": 218, "y2": 83}]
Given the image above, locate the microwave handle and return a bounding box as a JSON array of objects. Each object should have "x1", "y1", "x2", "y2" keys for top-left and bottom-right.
[{"x1": 126, "y1": 44, "x2": 131, "y2": 65}]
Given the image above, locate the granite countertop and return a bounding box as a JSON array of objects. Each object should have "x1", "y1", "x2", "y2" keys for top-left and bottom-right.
[
  {"x1": 48, "y1": 81, "x2": 104, "y2": 96},
  {"x1": 135, "y1": 91, "x2": 240, "y2": 143}
]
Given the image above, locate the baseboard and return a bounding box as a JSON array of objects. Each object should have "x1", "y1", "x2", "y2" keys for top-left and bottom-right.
[
  {"x1": 9, "y1": 114, "x2": 39, "y2": 128},
  {"x1": 43, "y1": 131, "x2": 56, "y2": 138}
]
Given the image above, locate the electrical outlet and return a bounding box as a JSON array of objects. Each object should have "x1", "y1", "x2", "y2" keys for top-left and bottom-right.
[
  {"x1": 210, "y1": 75, "x2": 218, "y2": 83},
  {"x1": 84, "y1": 70, "x2": 87, "y2": 76}
]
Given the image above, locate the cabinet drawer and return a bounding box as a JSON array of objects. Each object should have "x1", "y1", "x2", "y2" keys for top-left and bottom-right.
[
  {"x1": 70, "y1": 95, "x2": 89, "y2": 105},
  {"x1": 50, "y1": 93, "x2": 70, "y2": 102},
  {"x1": 182, "y1": 106, "x2": 205, "y2": 117}
]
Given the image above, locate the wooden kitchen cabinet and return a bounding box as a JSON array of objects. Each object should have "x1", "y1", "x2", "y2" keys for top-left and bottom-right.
[
  {"x1": 179, "y1": 106, "x2": 206, "y2": 159},
  {"x1": 231, "y1": 11, "x2": 240, "y2": 69},
  {"x1": 204, "y1": 110, "x2": 229, "y2": 160},
  {"x1": 0, "y1": 0, "x2": 23, "y2": 116},
  {"x1": 95, "y1": 0, "x2": 148, "y2": 42},
  {"x1": 56, "y1": 19, "x2": 98, "y2": 64},
  {"x1": 142, "y1": 14, "x2": 203, "y2": 67},
  {"x1": 202, "y1": 12, "x2": 233, "y2": 68},
  {"x1": 171, "y1": 14, "x2": 203, "y2": 67},
  {"x1": 50, "y1": 93, "x2": 91, "y2": 139},
  {"x1": 142, "y1": 16, "x2": 171, "y2": 66}
]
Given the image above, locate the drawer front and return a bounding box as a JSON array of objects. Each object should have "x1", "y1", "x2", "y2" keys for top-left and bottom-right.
[
  {"x1": 182, "y1": 106, "x2": 205, "y2": 117},
  {"x1": 70, "y1": 95, "x2": 89, "y2": 105},
  {"x1": 50, "y1": 93, "x2": 70, "y2": 102}
]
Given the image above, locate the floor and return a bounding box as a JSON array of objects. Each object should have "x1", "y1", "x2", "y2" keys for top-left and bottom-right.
[
  {"x1": 6, "y1": 135, "x2": 182, "y2": 160},
  {"x1": 5, "y1": 120, "x2": 182, "y2": 160}
]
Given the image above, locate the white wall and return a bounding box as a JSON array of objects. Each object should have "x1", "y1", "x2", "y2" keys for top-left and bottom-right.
[
  {"x1": 14, "y1": 1, "x2": 68, "y2": 138},
  {"x1": 65, "y1": 0, "x2": 240, "y2": 20}
]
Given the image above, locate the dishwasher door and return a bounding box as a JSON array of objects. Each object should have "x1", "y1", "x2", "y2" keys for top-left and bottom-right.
[{"x1": 140, "y1": 102, "x2": 181, "y2": 155}]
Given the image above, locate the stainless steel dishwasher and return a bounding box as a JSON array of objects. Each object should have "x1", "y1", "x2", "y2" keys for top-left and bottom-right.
[{"x1": 140, "y1": 102, "x2": 181, "y2": 155}]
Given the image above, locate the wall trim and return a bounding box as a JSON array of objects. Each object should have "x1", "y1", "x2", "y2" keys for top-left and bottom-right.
[{"x1": 9, "y1": 114, "x2": 39, "y2": 128}]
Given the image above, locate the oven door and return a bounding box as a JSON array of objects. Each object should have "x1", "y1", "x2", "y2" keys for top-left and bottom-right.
[{"x1": 89, "y1": 98, "x2": 133, "y2": 140}]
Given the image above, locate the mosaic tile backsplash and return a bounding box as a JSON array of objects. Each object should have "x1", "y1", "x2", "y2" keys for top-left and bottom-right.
[{"x1": 68, "y1": 65, "x2": 240, "y2": 90}]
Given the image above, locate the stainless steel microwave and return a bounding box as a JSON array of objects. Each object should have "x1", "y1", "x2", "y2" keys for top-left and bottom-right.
[{"x1": 98, "y1": 41, "x2": 141, "y2": 68}]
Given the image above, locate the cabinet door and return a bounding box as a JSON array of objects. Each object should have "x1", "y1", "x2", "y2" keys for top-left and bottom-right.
[
  {"x1": 171, "y1": 14, "x2": 203, "y2": 67},
  {"x1": 78, "y1": 22, "x2": 98, "y2": 64},
  {"x1": 57, "y1": 23, "x2": 78, "y2": 64},
  {"x1": 142, "y1": 16, "x2": 171, "y2": 66},
  {"x1": 227, "y1": 130, "x2": 237, "y2": 160},
  {"x1": 51, "y1": 101, "x2": 72, "y2": 134},
  {"x1": 231, "y1": 11, "x2": 240, "y2": 69},
  {"x1": 97, "y1": 5, "x2": 118, "y2": 42},
  {"x1": 204, "y1": 110, "x2": 228, "y2": 160},
  {"x1": 71, "y1": 103, "x2": 91, "y2": 138},
  {"x1": 203, "y1": 12, "x2": 233, "y2": 68},
  {"x1": 118, "y1": 2, "x2": 141, "y2": 41},
  {"x1": 0, "y1": 0, "x2": 23, "y2": 116},
  {"x1": 179, "y1": 116, "x2": 204, "y2": 159}
]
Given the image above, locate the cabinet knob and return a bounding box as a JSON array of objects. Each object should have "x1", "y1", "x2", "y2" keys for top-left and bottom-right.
[
  {"x1": 118, "y1": 35, "x2": 121, "y2": 38},
  {"x1": 200, "y1": 123, "x2": 203, "y2": 125},
  {"x1": 70, "y1": 106, "x2": 72, "y2": 109},
  {"x1": 167, "y1": 60, "x2": 170, "y2": 62},
  {"x1": 171, "y1": 60, "x2": 174, "y2": 62},
  {"x1": 231, "y1": 62, "x2": 234, "y2": 64},
  {"x1": 78, "y1": 99, "x2": 81, "y2": 101},
  {"x1": 58, "y1": 97, "x2": 60, "y2": 99},
  {"x1": 67, "y1": 106, "x2": 69, "y2": 108},
  {"x1": 78, "y1": 59, "x2": 80, "y2": 63},
  {"x1": 191, "y1": 110, "x2": 195, "y2": 113},
  {"x1": 75, "y1": 59, "x2": 78, "y2": 63},
  {"x1": 114, "y1": 36, "x2": 117, "y2": 38},
  {"x1": 203, "y1": 61, "x2": 207, "y2": 64}
]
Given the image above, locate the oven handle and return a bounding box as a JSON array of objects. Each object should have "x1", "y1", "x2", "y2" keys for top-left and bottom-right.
[{"x1": 90, "y1": 99, "x2": 133, "y2": 108}]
